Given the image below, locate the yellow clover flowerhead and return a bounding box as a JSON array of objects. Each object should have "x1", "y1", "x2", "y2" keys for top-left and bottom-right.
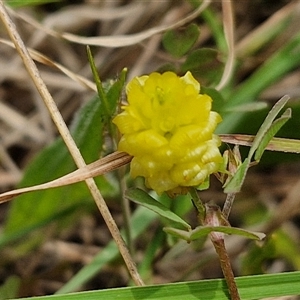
[{"x1": 113, "y1": 71, "x2": 223, "y2": 195}]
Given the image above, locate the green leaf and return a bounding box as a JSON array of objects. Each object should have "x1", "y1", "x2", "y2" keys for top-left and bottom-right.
[
  {"x1": 164, "y1": 225, "x2": 265, "y2": 242},
  {"x1": 248, "y1": 95, "x2": 290, "y2": 160},
  {"x1": 254, "y1": 108, "x2": 292, "y2": 161},
  {"x1": 1, "y1": 95, "x2": 106, "y2": 247},
  {"x1": 87, "y1": 46, "x2": 109, "y2": 117},
  {"x1": 224, "y1": 96, "x2": 290, "y2": 194},
  {"x1": 180, "y1": 48, "x2": 223, "y2": 85},
  {"x1": 223, "y1": 158, "x2": 250, "y2": 193},
  {"x1": 162, "y1": 24, "x2": 200, "y2": 57},
  {"x1": 0, "y1": 276, "x2": 20, "y2": 300},
  {"x1": 190, "y1": 226, "x2": 265, "y2": 241},
  {"x1": 126, "y1": 189, "x2": 191, "y2": 230},
  {"x1": 6, "y1": 0, "x2": 59, "y2": 7},
  {"x1": 163, "y1": 227, "x2": 192, "y2": 242},
  {"x1": 201, "y1": 86, "x2": 226, "y2": 113},
  {"x1": 217, "y1": 30, "x2": 300, "y2": 134},
  {"x1": 19, "y1": 271, "x2": 300, "y2": 300}
]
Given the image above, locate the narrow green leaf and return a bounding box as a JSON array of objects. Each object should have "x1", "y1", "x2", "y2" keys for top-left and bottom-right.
[
  {"x1": 248, "y1": 95, "x2": 290, "y2": 160},
  {"x1": 106, "y1": 68, "x2": 127, "y2": 116},
  {"x1": 126, "y1": 189, "x2": 191, "y2": 230},
  {"x1": 19, "y1": 271, "x2": 300, "y2": 300},
  {"x1": 87, "y1": 46, "x2": 109, "y2": 117},
  {"x1": 255, "y1": 108, "x2": 292, "y2": 161},
  {"x1": 163, "y1": 227, "x2": 192, "y2": 242},
  {"x1": 162, "y1": 24, "x2": 200, "y2": 57},
  {"x1": 224, "y1": 158, "x2": 250, "y2": 193},
  {"x1": 190, "y1": 226, "x2": 265, "y2": 241},
  {"x1": 164, "y1": 225, "x2": 265, "y2": 242},
  {"x1": 217, "y1": 31, "x2": 300, "y2": 134}
]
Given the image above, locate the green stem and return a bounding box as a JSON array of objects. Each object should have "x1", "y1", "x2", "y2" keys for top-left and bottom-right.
[{"x1": 189, "y1": 187, "x2": 206, "y2": 225}]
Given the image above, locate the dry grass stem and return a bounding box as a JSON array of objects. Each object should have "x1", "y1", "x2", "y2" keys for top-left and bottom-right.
[
  {"x1": 0, "y1": 1, "x2": 143, "y2": 287},
  {"x1": 216, "y1": 0, "x2": 235, "y2": 90},
  {"x1": 0, "y1": 151, "x2": 132, "y2": 204}
]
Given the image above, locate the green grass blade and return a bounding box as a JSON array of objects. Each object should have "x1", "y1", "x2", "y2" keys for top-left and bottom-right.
[
  {"x1": 217, "y1": 31, "x2": 300, "y2": 134},
  {"x1": 6, "y1": 0, "x2": 59, "y2": 7},
  {"x1": 56, "y1": 206, "x2": 157, "y2": 294},
  {"x1": 17, "y1": 271, "x2": 300, "y2": 300}
]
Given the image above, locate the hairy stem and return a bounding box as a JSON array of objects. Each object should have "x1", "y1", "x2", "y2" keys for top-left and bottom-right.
[{"x1": 212, "y1": 238, "x2": 241, "y2": 300}]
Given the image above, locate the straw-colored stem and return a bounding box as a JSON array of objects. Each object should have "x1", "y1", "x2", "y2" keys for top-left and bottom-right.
[
  {"x1": 0, "y1": 1, "x2": 144, "y2": 286},
  {"x1": 216, "y1": 0, "x2": 235, "y2": 90}
]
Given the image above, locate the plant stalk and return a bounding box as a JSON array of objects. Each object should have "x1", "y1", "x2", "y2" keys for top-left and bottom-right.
[
  {"x1": 0, "y1": 2, "x2": 144, "y2": 286},
  {"x1": 212, "y1": 238, "x2": 241, "y2": 300}
]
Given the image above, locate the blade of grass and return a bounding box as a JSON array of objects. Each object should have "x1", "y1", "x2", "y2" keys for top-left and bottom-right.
[
  {"x1": 217, "y1": 31, "x2": 300, "y2": 134},
  {"x1": 56, "y1": 206, "x2": 157, "y2": 294},
  {"x1": 18, "y1": 271, "x2": 300, "y2": 300}
]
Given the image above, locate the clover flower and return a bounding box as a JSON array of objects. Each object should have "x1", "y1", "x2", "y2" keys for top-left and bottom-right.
[{"x1": 113, "y1": 71, "x2": 223, "y2": 195}]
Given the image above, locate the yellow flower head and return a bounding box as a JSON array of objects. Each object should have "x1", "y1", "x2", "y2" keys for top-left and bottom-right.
[{"x1": 113, "y1": 71, "x2": 223, "y2": 194}]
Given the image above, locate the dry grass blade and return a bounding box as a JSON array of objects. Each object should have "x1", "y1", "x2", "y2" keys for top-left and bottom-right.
[
  {"x1": 60, "y1": 1, "x2": 210, "y2": 47},
  {"x1": 0, "y1": 1, "x2": 144, "y2": 287},
  {"x1": 236, "y1": 1, "x2": 300, "y2": 58},
  {"x1": 220, "y1": 134, "x2": 300, "y2": 154},
  {"x1": 9, "y1": 1, "x2": 211, "y2": 48},
  {"x1": 0, "y1": 151, "x2": 132, "y2": 204},
  {"x1": 0, "y1": 38, "x2": 96, "y2": 92},
  {"x1": 216, "y1": 0, "x2": 235, "y2": 90}
]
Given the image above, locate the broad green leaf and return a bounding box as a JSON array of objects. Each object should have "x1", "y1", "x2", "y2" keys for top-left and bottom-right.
[
  {"x1": 126, "y1": 189, "x2": 191, "y2": 230},
  {"x1": 201, "y1": 86, "x2": 225, "y2": 113},
  {"x1": 162, "y1": 24, "x2": 200, "y2": 58},
  {"x1": 20, "y1": 271, "x2": 300, "y2": 300},
  {"x1": 1, "y1": 95, "x2": 107, "y2": 248},
  {"x1": 0, "y1": 204, "x2": 82, "y2": 248},
  {"x1": 56, "y1": 206, "x2": 157, "y2": 294},
  {"x1": 181, "y1": 48, "x2": 223, "y2": 85},
  {"x1": 255, "y1": 108, "x2": 292, "y2": 161}
]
